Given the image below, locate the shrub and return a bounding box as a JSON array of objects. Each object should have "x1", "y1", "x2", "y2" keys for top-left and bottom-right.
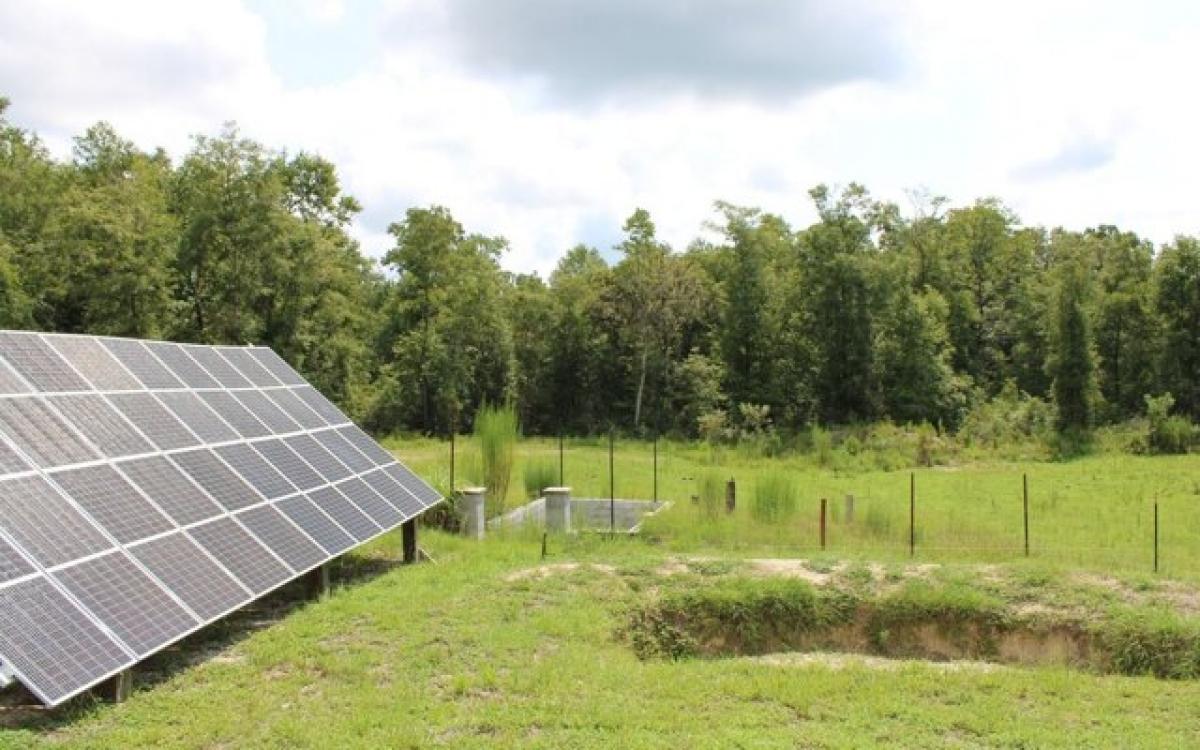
[
  {"x1": 809, "y1": 424, "x2": 833, "y2": 467},
  {"x1": 474, "y1": 403, "x2": 518, "y2": 515},
  {"x1": 1146, "y1": 393, "x2": 1194, "y2": 455},
  {"x1": 523, "y1": 458, "x2": 558, "y2": 499},
  {"x1": 751, "y1": 472, "x2": 798, "y2": 523}
]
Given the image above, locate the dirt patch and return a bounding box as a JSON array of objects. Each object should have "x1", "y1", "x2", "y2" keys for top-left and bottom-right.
[
  {"x1": 748, "y1": 651, "x2": 999, "y2": 673},
  {"x1": 504, "y1": 563, "x2": 617, "y2": 582},
  {"x1": 747, "y1": 559, "x2": 835, "y2": 585}
]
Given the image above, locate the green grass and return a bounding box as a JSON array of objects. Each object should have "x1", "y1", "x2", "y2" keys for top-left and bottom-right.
[
  {"x1": 7, "y1": 438, "x2": 1200, "y2": 747},
  {"x1": 389, "y1": 435, "x2": 1200, "y2": 578},
  {"x1": 7, "y1": 533, "x2": 1200, "y2": 748}
]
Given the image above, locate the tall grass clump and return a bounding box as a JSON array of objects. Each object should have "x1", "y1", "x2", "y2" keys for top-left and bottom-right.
[
  {"x1": 698, "y1": 472, "x2": 725, "y2": 521},
  {"x1": 751, "y1": 472, "x2": 797, "y2": 523},
  {"x1": 475, "y1": 403, "x2": 518, "y2": 515},
  {"x1": 523, "y1": 458, "x2": 558, "y2": 499}
]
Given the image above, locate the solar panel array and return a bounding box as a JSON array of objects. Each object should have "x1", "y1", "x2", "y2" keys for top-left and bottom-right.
[{"x1": 0, "y1": 332, "x2": 441, "y2": 705}]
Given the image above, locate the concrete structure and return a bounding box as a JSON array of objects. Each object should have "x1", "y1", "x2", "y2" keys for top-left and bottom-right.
[
  {"x1": 544, "y1": 486, "x2": 572, "y2": 532},
  {"x1": 460, "y1": 487, "x2": 486, "y2": 540}
]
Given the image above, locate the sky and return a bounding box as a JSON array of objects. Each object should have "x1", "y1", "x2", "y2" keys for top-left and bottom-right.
[{"x1": 1, "y1": 0, "x2": 1198, "y2": 274}]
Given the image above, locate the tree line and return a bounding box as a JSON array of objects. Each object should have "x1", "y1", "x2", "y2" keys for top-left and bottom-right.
[{"x1": 2, "y1": 97, "x2": 1198, "y2": 441}]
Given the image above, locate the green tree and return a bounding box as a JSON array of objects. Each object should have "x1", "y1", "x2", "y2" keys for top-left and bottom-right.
[
  {"x1": 1047, "y1": 262, "x2": 1097, "y2": 431},
  {"x1": 875, "y1": 287, "x2": 961, "y2": 425},
  {"x1": 1155, "y1": 237, "x2": 1200, "y2": 419}
]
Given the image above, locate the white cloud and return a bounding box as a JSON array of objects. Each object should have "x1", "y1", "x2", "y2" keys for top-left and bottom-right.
[{"x1": 1, "y1": 0, "x2": 1199, "y2": 276}]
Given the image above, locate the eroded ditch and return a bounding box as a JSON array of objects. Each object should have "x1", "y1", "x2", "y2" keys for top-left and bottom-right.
[{"x1": 619, "y1": 562, "x2": 1200, "y2": 678}]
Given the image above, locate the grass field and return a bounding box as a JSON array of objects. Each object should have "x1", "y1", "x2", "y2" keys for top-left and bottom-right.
[
  {"x1": 391, "y1": 436, "x2": 1200, "y2": 578},
  {"x1": 4, "y1": 438, "x2": 1200, "y2": 747},
  {"x1": 4, "y1": 532, "x2": 1200, "y2": 749}
]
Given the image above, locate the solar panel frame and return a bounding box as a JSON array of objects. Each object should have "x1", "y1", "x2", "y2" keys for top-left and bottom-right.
[
  {"x1": 144, "y1": 342, "x2": 220, "y2": 389},
  {"x1": 0, "y1": 332, "x2": 91, "y2": 392},
  {"x1": 101, "y1": 338, "x2": 184, "y2": 390},
  {"x1": 156, "y1": 391, "x2": 241, "y2": 443},
  {"x1": 52, "y1": 551, "x2": 199, "y2": 655},
  {"x1": 0, "y1": 577, "x2": 132, "y2": 706},
  {"x1": 0, "y1": 397, "x2": 100, "y2": 467},
  {"x1": 48, "y1": 394, "x2": 155, "y2": 459},
  {"x1": 0, "y1": 475, "x2": 114, "y2": 568},
  {"x1": 263, "y1": 387, "x2": 326, "y2": 429},
  {"x1": 216, "y1": 346, "x2": 280, "y2": 387},
  {"x1": 188, "y1": 517, "x2": 292, "y2": 594},
  {"x1": 50, "y1": 464, "x2": 176, "y2": 545},
  {"x1": 172, "y1": 449, "x2": 263, "y2": 512},
  {"x1": 183, "y1": 346, "x2": 252, "y2": 388},
  {"x1": 116, "y1": 455, "x2": 225, "y2": 527},
  {"x1": 109, "y1": 392, "x2": 201, "y2": 451},
  {"x1": 231, "y1": 389, "x2": 300, "y2": 434},
  {"x1": 249, "y1": 347, "x2": 307, "y2": 385},
  {"x1": 0, "y1": 335, "x2": 441, "y2": 706},
  {"x1": 129, "y1": 532, "x2": 251, "y2": 621},
  {"x1": 198, "y1": 391, "x2": 271, "y2": 438},
  {"x1": 45, "y1": 336, "x2": 140, "y2": 392}
]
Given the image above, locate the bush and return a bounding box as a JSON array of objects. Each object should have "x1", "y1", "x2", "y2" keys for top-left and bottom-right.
[
  {"x1": 523, "y1": 458, "x2": 558, "y2": 499},
  {"x1": 1146, "y1": 393, "x2": 1194, "y2": 455},
  {"x1": 809, "y1": 424, "x2": 833, "y2": 467},
  {"x1": 474, "y1": 403, "x2": 518, "y2": 515}
]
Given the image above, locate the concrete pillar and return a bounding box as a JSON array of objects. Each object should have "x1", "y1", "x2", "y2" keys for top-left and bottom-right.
[
  {"x1": 460, "y1": 487, "x2": 486, "y2": 540},
  {"x1": 544, "y1": 486, "x2": 572, "y2": 533},
  {"x1": 402, "y1": 518, "x2": 418, "y2": 563}
]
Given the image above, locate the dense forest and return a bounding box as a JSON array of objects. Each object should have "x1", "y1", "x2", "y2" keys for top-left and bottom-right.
[{"x1": 2, "y1": 97, "x2": 1198, "y2": 443}]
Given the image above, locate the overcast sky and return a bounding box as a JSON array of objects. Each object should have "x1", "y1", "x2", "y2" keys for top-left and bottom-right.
[{"x1": 1, "y1": 0, "x2": 1198, "y2": 273}]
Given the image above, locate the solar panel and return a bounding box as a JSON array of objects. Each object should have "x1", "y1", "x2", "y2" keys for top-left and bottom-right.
[
  {"x1": 130, "y1": 533, "x2": 250, "y2": 620},
  {"x1": 51, "y1": 465, "x2": 175, "y2": 544},
  {"x1": 338, "y1": 475, "x2": 405, "y2": 527},
  {"x1": 144, "y1": 342, "x2": 219, "y2": 389},
  {"x1": 249, "y1": 347, "x2": 306, "y2": 385},
  {"x1": 285, "y1": 433, "x2": 352, "y2": 481},
  {"x1": 275, "y1": 495, "x2": 356, "y2": 556},
  {"x1": 0, "y1": 359, "x2": 33, "y2": 394},
  {"x1": 361, "y1": 469, "x2": 423, "y2": 516},
  {"x1": 172, "y1": 449, "x2": 262, "y2": 511},
  {"x1": 235, "y1": 505, "x2": 325, "y2": 572},
  {"x1": 217, "y1": 346, "x2": 279, "y2": 387},
  {"x1": 0, "y1": 475, "x2": 112, "y2": 567},
  {"x1": 306, "y1": 485, "x2": 379, "y2": 541},
  {"x1": 188, "y1": 518, "x2": 291, "y2": 594},
  {"x1": 52, "y1": 552, "x2": 198, "y2": 654},
  {"x1": 117, "y1": 455, "x2": 224, "y2": 526},
  {"x1": 101, "y1": 338, "x2": 183, "y2": 389},
  {"x1": 0, "y1": 534, "x2": 35, "y2": 584},
  {"x1": 48, "y1": 394, "x2": 154, "y2": 458},
  {"x1": 213, "y1": 443, "x2": 295, "y2": 500},
  {"x1": 0, "y1": 397, "x2": 99, "y2": 467},
  {"x1": 338, "y1": 425, "x2": 395, "y2": 465},
  {"x1": 47, "y1": 336, "x2": 141, "y2": 391},
  {"x1": 156, "y1": 391, "x2": 240, "y2": 443},
  {"x1": 0, "y1": 437, "x2": 30, "y2": 474},
  {"x1": 312, "y1": 429, "x2": 374, "y2": 473},
  {"x1": 0, "y1": 333, "x2": 440, "y2": 705},
  {"x1": 232, "y1": 389, "x2": 299, "y2": 433},
  {"x1": 109, "y1": 393, "x2": 200, "y2": 451},
  {"x1": 0, "y1": 332, "x2": 91, "y2": 392},
  {"x1": 199, "y1": 391, "x2": 270, "y2": 438},
  {"x1": 183, "y1": 347, "x2": 251, "y2": 388},
  {"x1": 293, "y1": 386, "x2": 348, "y2": 425},
  {"x1": 252, "y1": 439, "x2": 324, "y2": 491},
  {"x1": 0, "y1": 578, "x2": 130, "y2": 705},
  {"x1": 264, "y1": 387, "x2": 326, "y2": 429}
]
